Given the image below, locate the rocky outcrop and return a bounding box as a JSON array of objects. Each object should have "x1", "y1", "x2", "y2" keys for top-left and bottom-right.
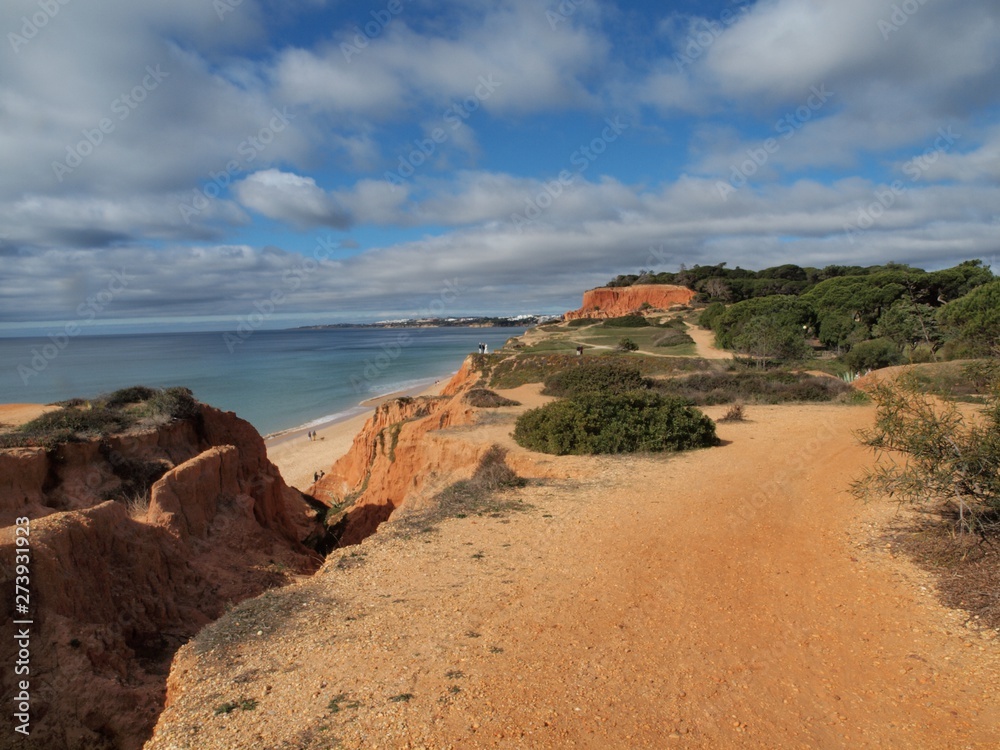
[
  {"x1": 0, "y1": 405, "x2": 321, "y2": 750},
  {"x1": 564, "y1": 284, "x2": 697, "y2": 320}
]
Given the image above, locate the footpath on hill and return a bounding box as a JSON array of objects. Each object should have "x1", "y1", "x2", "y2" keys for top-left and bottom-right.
[{"x1": 147, "y1": 396, "x2": 1000, "y2": 749}]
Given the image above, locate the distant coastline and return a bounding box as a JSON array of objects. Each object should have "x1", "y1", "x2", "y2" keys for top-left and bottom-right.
[{"x1": 292, "y1": 315, "x2": 553, "y2": 330}]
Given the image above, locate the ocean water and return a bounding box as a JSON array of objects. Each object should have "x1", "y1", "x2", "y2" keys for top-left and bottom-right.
[{"x1": 0, "y1": 327, "x2": 523, "y2": 436}]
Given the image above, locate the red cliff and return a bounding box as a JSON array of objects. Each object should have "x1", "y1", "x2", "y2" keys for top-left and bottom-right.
[
  {"x1": 312, "y1": 356, "x2": 488, "y2": 545},
  {"x1": 564, "y1": 284, "x2": 696, "y2": 320},
  {"x1": 0, "y1": 405, "x2": 321, "y2": 750}
]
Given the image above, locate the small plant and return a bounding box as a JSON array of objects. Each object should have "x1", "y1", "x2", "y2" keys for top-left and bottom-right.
[
  {"x1": 214, "y1": 698, "x2": 258, "y2": 715},
  {"x1": 389, "y1": 693, "x2": 414, "y2": 703},
  {"x1": 123, "y1": 492, "x2": 150, "y2": 519},
  {"x1": 445, "y1": 670, "x2": 465, "y2": 679},
  {"x1": 617, "y1": 337, "x2": 639, "y2": 352},
  {"x1": 328, "y1": 694, "x2": 360, "y2": 713},
  {"x1": 719, "y1": 403, "x2": 746, "y2": 422}
]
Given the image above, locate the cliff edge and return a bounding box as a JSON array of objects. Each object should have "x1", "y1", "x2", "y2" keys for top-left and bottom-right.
[
  {"x1": 564, "y1": 283, "x2": 696, "y2": 320},
  {"x1": 0, "y1": 403, "x2": 322, "y2": 750}
]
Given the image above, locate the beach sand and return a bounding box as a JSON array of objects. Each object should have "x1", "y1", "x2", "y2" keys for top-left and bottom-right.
[{"x1": 264, "y1": 379, "x2": 447, "y2": 493}]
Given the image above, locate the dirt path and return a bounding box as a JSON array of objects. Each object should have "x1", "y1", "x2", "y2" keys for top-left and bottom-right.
[
  {"x1": 147, "y1": 400, "x2": 1000, "y2": 749},
  {"x1": 685, "y1": 321, "x2": 734, "y2": 360}
]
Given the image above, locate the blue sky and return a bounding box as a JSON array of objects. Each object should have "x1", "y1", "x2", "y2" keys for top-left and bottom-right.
[{"x1": 1, "y1": 0, "x2": 998, "y2": 334}]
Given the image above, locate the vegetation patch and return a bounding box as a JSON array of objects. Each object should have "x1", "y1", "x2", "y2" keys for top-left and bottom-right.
[
  {"x1": 0, "y1": 385, "x2": 199, "y2": 449},
  {"x1": 464, "y1": 388, "x2": 521, "y2": 408},
  {"x1": 655, "y1": 370, "x2": 852, "y2": 405},
  {"x1": 513, "y1": 391, "x2": 718, "y2": 455},
  {"x1": 852, "y1": 373, "x2": 1000, "y2": 535},
  {"x1": 654, "y1": 330, "x2": 694, "y2": 347},
  {"x1": 853, "y1": 369, "x2": 1000, "y2": 629},
  {"x1": 601, "y1": 314, "x2": 650, "y2": 328},
  {"x1": 542, "y1": 360, "x2": 650, "y2": 398},
  {"x1": 214, "y1": 698, "x2": 258, "y2": 715}
]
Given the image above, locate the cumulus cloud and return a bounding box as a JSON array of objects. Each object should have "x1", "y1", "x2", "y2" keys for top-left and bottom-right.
[
  {"x1": 1, "y1": 0, "x2": 998, "y2": 328},
  {"x1": 234, "y1": 170, "x2": 352, "y2": 229}
]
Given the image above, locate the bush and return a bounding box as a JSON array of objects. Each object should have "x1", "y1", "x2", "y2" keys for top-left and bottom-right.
[
  {"x1": 566, "y1": 317, "x2": 597, "y2": 327},
  {"x1": 842, "y1": 338, "x2": 903, "y2": 372},
  {"x1": 601, "y1": 314, "x2": 650, "y2": 328},
  {"x1": 617, "y1": 337, "x2": 639, "y2": 352},
  {"x1": 852, "y1": 374, "x2": 1000, "y2": 533},
  {"x1": 699, "y1": 302, "x2": 726, "y2": 330},
  {"x1": 719, "y1": 403, "x2": 747, "y2": 422},
  {"x1": 464, "y1": 388, "x2": 520, "y2": 408},
  {"x1": 0, "y1": 385, "x2": 200, "y2": 449},
  {"x1": 542, "y1": 360, "x2": 650, "y2": 398},
  {"x1": 655, "y1": 330, "x2": 695, "y2": 347},
  {"x1": 513, "y1": 391, "x2": 719, "y2": 455}
]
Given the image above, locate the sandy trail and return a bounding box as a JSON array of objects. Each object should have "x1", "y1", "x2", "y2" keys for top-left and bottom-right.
[
  {"x1": 684, "y1": 321, "x2": 733, "y2": 359},
  {"x1": 147, "y1": 399, "x2": 1000, "y2": 749}
]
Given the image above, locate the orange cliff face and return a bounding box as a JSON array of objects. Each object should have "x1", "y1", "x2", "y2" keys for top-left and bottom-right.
[
  {"x1": 0, "y1": 405, "x2": 322, "y2": 750},
  {"x1": 564, "y1": 284, "x2": 697, "y2": 320},
  {"x1": 311, "y1": 355, "x2": 489, "y2": 545}
]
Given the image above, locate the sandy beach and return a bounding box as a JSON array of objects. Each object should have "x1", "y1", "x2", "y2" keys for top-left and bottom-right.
[{"x1": 264, "y1": 378, "x2": 448, "y2": 492}]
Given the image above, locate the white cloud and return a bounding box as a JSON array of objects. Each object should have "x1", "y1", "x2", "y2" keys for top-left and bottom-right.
[{"x1": 234, "y1": 170, "x2": 351, "y2": 228}]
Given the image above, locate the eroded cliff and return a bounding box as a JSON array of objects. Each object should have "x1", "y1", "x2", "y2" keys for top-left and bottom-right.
[
  {"x1": 564, "y1": 284, "x2": 696, "y2": 320},
  {"x1": 0, "y1": 404, "x2": 321, "y2": 750},
  {"x1": 310, "y1": 358, "x2": 488, "y2": 545}
]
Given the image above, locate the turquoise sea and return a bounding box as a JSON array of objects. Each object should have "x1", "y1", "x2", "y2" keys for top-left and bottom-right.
[{"x1": 0, "y1": 327, "x2": 523, "y2": 436}]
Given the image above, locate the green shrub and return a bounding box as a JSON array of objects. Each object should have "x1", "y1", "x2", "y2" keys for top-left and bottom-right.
[
  {"x1": 0, "y1": 385, "x2": 200, "y2": 449},
  {"x1": 842, "y1": 338, "x2": 903, "y2": 372},
  {"x1": 566, "y1": 317, "x2": 597, "y2": 328},
  {"x1": 601, "y1": 314, "x2": 650, "y2": 328},
  {"x1": 852, "y1": 373, "x2": 1000, "y2": 533},
  {"x1": 464, "y1": 388, "x2": 520, "y2": 408},
  {"x1": 513, "y1": 391, "x2": 719, "y2": 455},
  {"x1": 542, "y1": 360, "x2": 650, "y2": 397},
  {"x1": 655, "y1": 330, "x2": 694, "y2": 347},
  {"x1": 617, "y1": 337, "x2": 639, "y2": 352},
  {"x1": 698, "y1": 302, "x2": 726, "y2": 330},
  {"x1": 104, "y1": 386, "x2": 159, "y2": 409}
]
